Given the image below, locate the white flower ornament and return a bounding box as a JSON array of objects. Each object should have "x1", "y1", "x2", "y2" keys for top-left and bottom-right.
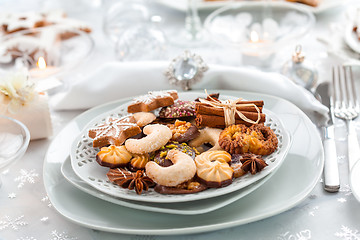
[{"x1": 0, "y1": 69, "x2": 36, "y2": 113}]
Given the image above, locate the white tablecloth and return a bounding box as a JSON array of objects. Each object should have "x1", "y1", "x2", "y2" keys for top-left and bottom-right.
[{"x1": 1, "y1": 0, "x2": 360, "y2": 239}]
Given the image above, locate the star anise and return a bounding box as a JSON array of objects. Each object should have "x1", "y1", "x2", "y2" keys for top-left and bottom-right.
[
  {"x1": 107, "y1": 168, "x2": 154, "y2": 195},
  {"x1": 240, "y1": 153, "x2": 268, "y2": 175}
]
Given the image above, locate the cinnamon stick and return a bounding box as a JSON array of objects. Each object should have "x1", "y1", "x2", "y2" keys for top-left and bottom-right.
[
  {"x1": 195, "y1": 114, "x2": 265, "y2": 128},
  {"x1": 195, "y1": 102, "x2": 263, "y2": 117}
]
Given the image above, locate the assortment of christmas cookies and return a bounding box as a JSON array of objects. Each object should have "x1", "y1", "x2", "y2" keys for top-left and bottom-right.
[
  {"x1": 0, "y1": 10, "x2": 92, "y2": 67},
  {"x1": 87, "y1": 90, "x2": 279, "y2": 195}
]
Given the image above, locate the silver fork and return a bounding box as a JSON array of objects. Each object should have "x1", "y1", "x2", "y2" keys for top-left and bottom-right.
[{"x1": 332, "y1": 65, "x2": 360, "y2": 171}]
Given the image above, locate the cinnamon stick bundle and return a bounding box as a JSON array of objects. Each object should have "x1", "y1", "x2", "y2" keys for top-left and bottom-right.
[
  {"x1": 194, "y1": 100, "x2": 265, "y2": 128},
  {"x1": 196, "y1": 102, "x2": 264, "y2": 118},
  {"x1": 195, "y1": 114, "x2": 265, "y2": 128}
]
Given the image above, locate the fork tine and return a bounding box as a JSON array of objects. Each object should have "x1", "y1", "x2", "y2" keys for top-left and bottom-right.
[
  {"x1": 347, "y1": 66, "x2": 360, "y2": 112},
  {"x1": 339, "y1": 66, "x2": 348, "y2": 111},
  {"x1": 343, "y1": 66, "x2": 353, "y2": 109},
  {"x1": 332, "y1": 66, "x2": 342, "y2": 113}
]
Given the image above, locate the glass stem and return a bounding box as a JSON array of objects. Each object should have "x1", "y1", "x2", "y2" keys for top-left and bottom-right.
[{"x1": 185, "y1": 0, "x2": 202, "y2": 41}]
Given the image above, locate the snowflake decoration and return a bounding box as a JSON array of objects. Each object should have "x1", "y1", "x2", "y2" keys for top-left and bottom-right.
[
  {"x1": 14, "y1": 169, "x2": 39, "y2": 188},
  {"x1": 50, "y1": 230, "x2": 77, "y2": 240},
  {"x1": 308, "y1": 206, "x2": 319, "y2": 217},
  {"x1": 278, "y1": 229, "x2": 311, "y2": 240},
  {"x1": 40, "y1": 217, "x2": 49, "y2": 223},
  {"x1": 41, "y1": 196, "x2": 52, "y2": 208},
  {"x1": 0, "y1": 215, "x2": 28, "y2": 231},
  {"x1": 337, "y1": 198, "x2": 347, "y2": 203},
  {"x1": 335, "y1": 225, "x2": 360, "y2": 239},
  {"x1": 8, "y1": 193, "x2": 16, "y2": 199}
]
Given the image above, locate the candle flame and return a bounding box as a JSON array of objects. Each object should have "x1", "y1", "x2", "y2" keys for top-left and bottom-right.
[
  {"x1": 37, "y1": 57, "x2": 47, "y2": 70},
  {"x1": 250, "y1": 31, "x2": 259, "y2": 43}
]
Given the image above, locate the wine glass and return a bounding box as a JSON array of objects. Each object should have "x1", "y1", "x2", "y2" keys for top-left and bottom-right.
[
  {"x1": 168, "y1": 0, "x2": 207, "y2": 47},
  {"x1": 0, "y1": 115, "x2": 30, "y2": 186},
  {"x1": 103, "y1": 0, "x2": 168, "y2": 61}
]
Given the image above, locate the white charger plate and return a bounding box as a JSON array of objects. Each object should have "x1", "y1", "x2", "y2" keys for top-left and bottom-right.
[
  {"x1": 70, "y1": 92, "x2": 291, "y2": 203},
  {"x1": 43, "y1": 90, "x2": 324, "y2": 235},
  {"x1": 155, "y1": 0, "x2": 348, "y2": 14},
  {"x1": 61, "y1": 156, "x2": 271, "y2": 215}
]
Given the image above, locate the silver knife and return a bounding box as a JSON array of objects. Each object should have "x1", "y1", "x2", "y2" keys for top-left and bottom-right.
[{"x1": 315, "y1": 82, "x2": 340, "y2": 192}]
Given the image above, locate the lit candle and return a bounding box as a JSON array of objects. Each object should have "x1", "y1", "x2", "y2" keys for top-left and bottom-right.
[
  {"x1": 250, "y1": 30, "x2": 260, "y2": 43},
  {"x1": 29, "y1": 57, "x2": 57, "y2": 79},
  {"x1": 242, "y1": 30, "x2": 273, "y2": 68},
  {"x1": 37, "y1": 56, "x2": 47, "y2": 70}
]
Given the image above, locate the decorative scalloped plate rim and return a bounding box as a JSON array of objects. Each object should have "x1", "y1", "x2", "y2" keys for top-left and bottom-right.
[{"x1": 70, "y1": 92, "x2": 291, "y2": 203}]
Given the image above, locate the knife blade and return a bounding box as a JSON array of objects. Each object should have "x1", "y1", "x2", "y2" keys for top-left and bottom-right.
[{"x1": 315, "y1": 82, "x2": 340, "y2": 192}]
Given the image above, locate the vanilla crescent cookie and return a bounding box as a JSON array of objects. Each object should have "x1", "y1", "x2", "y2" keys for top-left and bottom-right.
[
  {"x1": 145, "y1": 149, "x2": 196, "y2": 187},
  {"x1": 188, "y1": 127, "x2": 223, "y2": 152},
  {"x1": 195, "y1": 151, "x2": 234, "y2": 188},
  {"x1": 125, "y1": 124, "x2": 172, "y2": 154},
  {"x1": 132, "y1": 112, "x2": 156, "y2": 127}
]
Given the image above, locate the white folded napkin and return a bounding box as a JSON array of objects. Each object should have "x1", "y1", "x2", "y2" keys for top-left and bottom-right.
[{"x1": 51, "y1": 61, "x2": 328, "y2": 119}]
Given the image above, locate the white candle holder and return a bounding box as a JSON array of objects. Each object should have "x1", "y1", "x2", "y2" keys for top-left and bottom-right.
[{"x1": 204, "y1": 1, "x2": 315, "y2": 69}]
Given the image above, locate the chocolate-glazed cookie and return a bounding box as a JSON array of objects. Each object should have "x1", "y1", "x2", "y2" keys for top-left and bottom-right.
[
  {"x1": 154, "y1": 179, "x2": 207, "y2": 195},
  {"x1": 151, "y1": 142, "x2": 199, "y2": 167},
  {"x1": 158, "y1": 100, "x2": 195, "y2": 119},
  {"x1": 230, "y1": 154, "x2": 246, "y2": 178},
  {"x1": 167, "y1": 120, "x2": 200, "y2": 143}
]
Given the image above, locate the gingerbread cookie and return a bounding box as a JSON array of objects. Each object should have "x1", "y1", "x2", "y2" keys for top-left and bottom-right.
[
  {"x1": 88, "y1": 116, "x2": 141, "y2": 148},
  {"x1": 127, "y1": 90, "x2": 178, "y2": 113}
]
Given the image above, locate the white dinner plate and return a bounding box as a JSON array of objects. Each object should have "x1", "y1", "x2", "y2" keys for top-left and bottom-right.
[
  {"x1": 43, "y1": 90, "x2": 324, "y2": 235},
  {"x1": 70, "y1": 92, "x2": 291, "y2": 203},
  {"x1": 155, "y1": 0, "x2": 348, "y2": 14},
  {"x1": 61, "y1": 156, "x2": 271, "y2": 215}
]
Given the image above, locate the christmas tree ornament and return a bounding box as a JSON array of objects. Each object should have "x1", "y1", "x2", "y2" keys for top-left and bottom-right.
[{"x1": 282, "y1": 45, "x2": 318, "y2": 90}]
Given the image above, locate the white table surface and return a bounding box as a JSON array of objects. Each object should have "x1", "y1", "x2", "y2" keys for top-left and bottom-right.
[{"x1": 1, "y1": 0, "x2": 360, "y2": 239}]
